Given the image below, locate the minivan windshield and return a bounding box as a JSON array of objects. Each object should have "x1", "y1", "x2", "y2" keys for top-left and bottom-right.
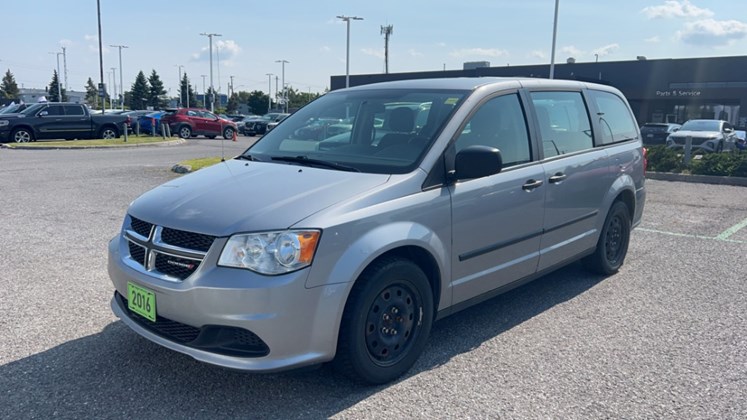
[{"x1": 245, "y1": 89, "x2": 467, "y2": 174}]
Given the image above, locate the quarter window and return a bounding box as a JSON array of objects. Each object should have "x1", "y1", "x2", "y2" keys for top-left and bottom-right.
[
  {"x1": 63, "y1": 105, "x2": 85, "y2": 116},
  {"x1": 587, "y1": 90, "x2": 638, "y2": 145},
  {"x1": 454, "y1": 94, "x2": 531, "y2": 167},
  {"x1": 530, "y1": 91, "x2": 593, "y2": 157}
]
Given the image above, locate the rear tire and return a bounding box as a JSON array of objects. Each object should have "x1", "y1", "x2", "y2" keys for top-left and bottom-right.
[
  {"x1": 178, "y1": 126, "x2": 192, "y2": 139},
  {"x1": 223, "y1": 127, "x2": 235, "y2": 140},
  {"x1": 583, "y1": 201, "x2": 631, "y2": 275},
  {"x1": 100, "y1": 126, "x2": 118, "y2": 139},
  {"x1": 334, "y1": 257, "x2": 434, "y2": 384}
]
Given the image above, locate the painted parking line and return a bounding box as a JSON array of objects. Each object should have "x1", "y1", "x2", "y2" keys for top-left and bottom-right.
[
  {"x1": 637, "y1": 227, "x2": 746, "y2": 244},
  {"x1": 715, "y1": 216, "x2": 747, "y2": 241}
]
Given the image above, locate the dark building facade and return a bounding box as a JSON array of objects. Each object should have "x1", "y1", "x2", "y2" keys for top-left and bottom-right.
[{"x1": 330, "y1": 55, "x2": 747, "y2": 129}]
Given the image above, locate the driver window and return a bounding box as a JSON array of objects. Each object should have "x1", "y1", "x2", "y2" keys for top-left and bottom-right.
[{"x1": 454, "y1": 94, "x2": 531, "y2": 168}]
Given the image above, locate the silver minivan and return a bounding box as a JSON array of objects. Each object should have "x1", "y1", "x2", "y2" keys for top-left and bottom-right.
[{"x1": 108, "y1": 77, "x2": 646, "y2": 384}]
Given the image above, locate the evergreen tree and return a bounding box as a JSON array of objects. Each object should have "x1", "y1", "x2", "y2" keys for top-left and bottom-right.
[
  {"x1": 147, "y1": 69, "x2": 167, "y2": 109},
  {"x1": 129, "y1": 71, "x2": 150, "y2": 110},
  {"x1": 226, "y1": 93, "x2": 240, "y2": 114},
  {"x1": 47, "y1": 70, "x2": 67, "y2": 102},
  {"x1": 180, "y1": 73, "x2": 197, "y2": 108},
  {"x1": 85, "y1": 77, "x2": 98, "y2": 107},
  {"x1": 1, "y1": 70, "x2": 20, "y2": 101}
]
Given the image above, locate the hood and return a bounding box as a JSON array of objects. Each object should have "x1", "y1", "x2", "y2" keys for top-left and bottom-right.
[
  {"x1": 669, "y1": 130, "x2": 721, "y2": 139},
  {"x1": 128, "y1": 159, "x2": 390, "y2": 236},
  {"x1": 0, "y1": 113, "x2": 23, "y2": 119}
]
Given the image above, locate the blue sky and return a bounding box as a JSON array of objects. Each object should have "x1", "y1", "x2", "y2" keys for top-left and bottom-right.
[{"x1": 3, "y1": 0, "x2": 746, "y2": 97}]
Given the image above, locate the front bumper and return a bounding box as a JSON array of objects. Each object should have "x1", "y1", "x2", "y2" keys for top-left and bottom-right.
[
  {"x1": 108, "y1": 235, "x2": 351, "y2": 372},
  {"x1": 666, "y1": 137, "x2": 722, "y2": 152}
]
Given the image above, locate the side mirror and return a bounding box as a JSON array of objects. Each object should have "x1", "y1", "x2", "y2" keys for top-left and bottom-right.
[
  {"x1": 454, "y1": 145, "x2": 503, "y2": 180},
  {"x1": 38, "y1": 111, "x2": 48, "y2": 117},
  {"x1": 724, "y1": 127, "x2": 733, "y2": 133},
  {"x1": 672, "y1": 127, "x2": 679, "y2": 132}
]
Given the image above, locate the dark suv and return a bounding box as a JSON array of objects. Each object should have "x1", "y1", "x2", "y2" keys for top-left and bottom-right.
[{"x1": 161, "y1": 108, "x2": 238, "y2": 139}]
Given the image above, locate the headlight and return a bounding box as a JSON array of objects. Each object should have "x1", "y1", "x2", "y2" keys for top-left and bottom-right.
[
  {"x1": 218, "y1": 230, "x2": 321, "y2": 275},
  {"x1": 0, "y1": 120, "x2": 9, "y2": 127}
]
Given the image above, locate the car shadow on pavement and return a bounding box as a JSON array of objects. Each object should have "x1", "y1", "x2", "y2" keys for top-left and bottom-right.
[{"x1": 0, "y1": 262, "x2": 605, "y2": 418}]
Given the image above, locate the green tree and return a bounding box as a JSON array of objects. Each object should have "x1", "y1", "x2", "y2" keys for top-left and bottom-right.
[
  {"x1": 147, "y1": 69, "x2": 167, "y2": 109},
  {"x1": 286, "y1": 86, "x2": 320, "y2": 110},
  {"x1": 246, "y1": 90, "x2": 269, "y2": 115},
  {"x1": 1, "y1": 70, "x2": 20, "y2": 101},
  {"x1": 84, "y1": 77, "x2": 99, "y2": 107},
  {"x1": 180, "y1": 73, "x2": 197, "y2": 108},
  {"x1": 226, "y1": 92, "x2": 240, "y2": 113},
  {"x1": 47, "y1": 70, "x2": 67, "y2": 102},
  {"x1": 129, "y1": 71, "x2": 150, "y2": 110}
]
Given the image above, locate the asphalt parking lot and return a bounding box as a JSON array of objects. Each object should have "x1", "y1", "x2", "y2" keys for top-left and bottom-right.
[{"x1": 1, "y1": 141, "x2": 745, "y2": 419}]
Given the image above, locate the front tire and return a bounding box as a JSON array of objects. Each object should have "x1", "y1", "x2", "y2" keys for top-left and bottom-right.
[
  {"x1": 583, "y1": 201, "x2": 631, "y2": 275},
  {"x1": 223, "y1": 127, "x2": 235, "y2": 140},
  {"x1": 13, "y1": 128, "x2": 33, "y2": 143},
  {"x1": 334, "y1": 257, "x2": 434, "y2": 384}
]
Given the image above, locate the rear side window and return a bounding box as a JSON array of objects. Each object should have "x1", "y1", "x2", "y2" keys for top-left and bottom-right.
[
  {"x1": 587, "y1": 90, "x2": 638, "y2": 145},
  {"x1": 43, "y1": 105, "x2": 64, "y2": 116},
  {"x1": 530, "y1": 91, "x2": 593, "y2": 158},
  {"x1": 63, "y1": 105, "x2": 85, "y2": 116}
]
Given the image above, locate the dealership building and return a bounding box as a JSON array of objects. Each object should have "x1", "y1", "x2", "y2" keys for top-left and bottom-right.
[{"x1": 330, "y1": 55, "x2": 747, "y2": 129}]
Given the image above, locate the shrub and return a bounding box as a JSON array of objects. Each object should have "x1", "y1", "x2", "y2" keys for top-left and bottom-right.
[
  {"x1": 646, "y1": 146, "x2": 686, "y2": 173},
  {"x1": 645, "y1": 145, "x2": 747, "y2": 177}
]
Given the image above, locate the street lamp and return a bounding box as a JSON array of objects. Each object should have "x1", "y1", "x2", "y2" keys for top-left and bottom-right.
[
  {"x1": 549, "y1": 0, "x2": 559, "y2": 79},
  {"x1": 176, "y1": 64, "x2": 184, "y2": 107},
  {"x1": 266, "y1": 73, "x2": 273, "y2": 113},
  {"x1": 199, "y1": 32, "x2": 222, "y2": 112},
  {"x1": 110, "y1": 67, "x2": 117, "y2": 110},
  {"x1": 275, "y1": 60, "x2": 289, "y2": 112},
  {"x1": 110, "y1": 45, "x2": 128, "y2": 109},
  {"x1": 48, "y1": 51, "x2": 63, "y2": 102},
  {"x1": 336, "y1": 15, "x2": 363, "y2": 88}
]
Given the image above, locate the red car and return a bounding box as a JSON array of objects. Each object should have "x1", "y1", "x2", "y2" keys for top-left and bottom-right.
[{"x1": 161, "y1": 108, "x2": 238, "y2": 139}]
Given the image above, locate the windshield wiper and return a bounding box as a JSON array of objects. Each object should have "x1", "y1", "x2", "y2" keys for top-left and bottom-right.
[
  {"x1": 235, "y1": 154, "x2": 259, "y2": 161},
  {"x1": 271, "y1": 155, "x2": 360, "y2": 172}
]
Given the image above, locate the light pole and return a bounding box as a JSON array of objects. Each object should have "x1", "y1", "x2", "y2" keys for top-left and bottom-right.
[
  {"x1": 337, "y1": 15, "x2": 363, "y2": 88},
  {"x1": 266, "y1": 73, "x2": 273, "y2": 113},
  {"x1": 110, "y1": 44, "x2": 128, "y2": 109},
  {"x1": 549, "y1": 0, "x2": 559, "y2": 79},
  {"x1": 200, "y1": 74, "x2": 207, "y2": 106},
  {"x1": 96, "y1": 0, "x2": 104, "y2": 113},
  {"x1": 176, "y1": 64, "x2": 184, "y2": 107},
  {"x1": 275, "y1": 59, "x2": 289, "y2": 112},
  {"x1": 110, "y1": 67, "x2": 117, "y2": 110},
  {"x1": 61, "y1": 46, "x2": 68, "y2": 91},
  {"x1": 49, "y1": 51, "x2": 63, "y2": 102},
  {"x1": 200, "y1": 32, "x2": 222, "y2": 112}
]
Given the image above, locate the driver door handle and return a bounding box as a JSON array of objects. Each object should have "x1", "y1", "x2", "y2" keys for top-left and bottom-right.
[{"x1": 549, "y1": 173, "x2": 567, "y2": 183}]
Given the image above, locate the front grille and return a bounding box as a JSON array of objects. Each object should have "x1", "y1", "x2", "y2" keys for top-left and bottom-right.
[
  {"x1": 161, "y1": 228, "x2": 215, "y2": 252},
  {"x1": 128, "y1": 241, "x2": 146, "y2": 266},
  {"x1": 154, "y1": 252, "x2": 200, "y2": 280},
  {"x1": 130, "y1": 217, "x2": 153, "y2": 238},
  {"x1": 116, "y1": 292, "x2": 269, "y2": 357}
]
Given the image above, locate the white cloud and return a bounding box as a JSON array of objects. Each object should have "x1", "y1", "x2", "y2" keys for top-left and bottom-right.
[
  {"x1": 59, "y1": 39, "x2": 73, "y2": 48},
  {"x1": 529, "y1": 50, "x2": 547, "y2": 60},
  {"x1": 641, "y1": 0, "x2": 713, "y2": 19},
  {"x1": 676, "y1": 18, "x2": 747, "y2": 46},
  {"x1": 361, "y1": 48, "x2": 385, "y2": 59},
  {"x1": 84, "y1": 34, "x2": 97, "y2": 42},
  {"x1": 645, "y1": 36, "x2": 661, "y2": 43},
  {"x1": 592, "y1": 43, "x2": 620, "y2": 57},
  {"x1": 449, "y1": 48, "x2": 508, "y2": 58},
  {"x1": 436, "y1": 42, "x2": 447, "y2": 48},
  {"x1": 320, "y1": 46, "x2": 331, "y2": 53},
  {"x1": 560, "y1": 45, "x2": 584, "y2": 57},
  {"x1": 191, "y1": 39, "x2": 242, "y2": 64},
  {"x1": 409, "y1": 49, "x2": 424, "y2": 58}
]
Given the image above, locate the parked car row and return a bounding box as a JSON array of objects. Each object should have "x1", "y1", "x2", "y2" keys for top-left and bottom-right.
[
  {"x1": 240, "y1": 112, "x2": 290, "y2": 136},
  {"x1": 161, "y1": 108, "x2": 238, "y2": 140}
]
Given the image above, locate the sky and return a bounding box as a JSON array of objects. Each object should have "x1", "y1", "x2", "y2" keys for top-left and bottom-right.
[{"x1": 2, "y1": 0, "x2": 746, "y2": 97}]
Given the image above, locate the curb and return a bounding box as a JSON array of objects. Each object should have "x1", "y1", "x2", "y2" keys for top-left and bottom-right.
[
  {"x1": 647, "y1": 171, "x2": 747, "y2": 187},
  {"x1": 1, "y1": 139, "x2": 186, "y2": 150}
]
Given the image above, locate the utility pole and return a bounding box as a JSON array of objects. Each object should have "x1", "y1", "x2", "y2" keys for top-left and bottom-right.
[
  {"x1": 266, "y1": 73, "x2": 273, "y2": 113},
  {"x1": 199, "y1": 32, "x2": 221, "y2": 112},
  {"x1": 96, "y1": 0, "x2": 105, "y2": 113},
  {"x1": 200, "y1": 74, "x2": 206, "y2": 105},
  {"x1": 381, "y1": 24, "x2": 393, "y2": 74},
  {"x1": 110, "y1": 45, "x2": 128, "y2": 109},
  {"x1": 61, "y1": 46, "x2": 68, "y2": 91},
  {"x1": 549, "y1": 0, "x2": 559, "y2": 79},
  {"x1": 274, "y1": 76, "x2": 279, "y2": 110},
  {"x1": 49, "y1": 52, "x2": 63, "y2": 102},
  {"x1": 337, "y1": 15, "x2": 364, "y2": 88},
  {"x1": 229, "y1": 75, "x2": 234, "y2": 96},
  {"x1": 275, "y1": 59, "x2": 289, "y2": 112}
]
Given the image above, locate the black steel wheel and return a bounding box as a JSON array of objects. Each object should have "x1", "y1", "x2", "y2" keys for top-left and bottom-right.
[
  {"x1": 583, "y1": 201, "x2": 631, "y2": 275},
  {"x1": 334, "y1": 256, "x2": 434, "y2": 384}
]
